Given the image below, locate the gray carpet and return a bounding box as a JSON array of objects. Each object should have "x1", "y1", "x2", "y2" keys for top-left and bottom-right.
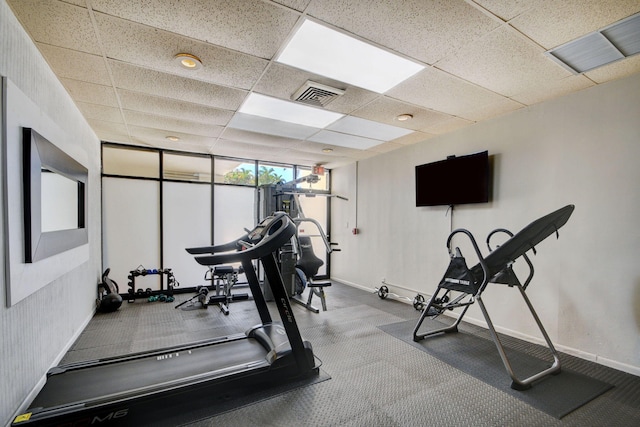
[{"x1": 379, "y1": 319, "x2": 613, "y2": 419}]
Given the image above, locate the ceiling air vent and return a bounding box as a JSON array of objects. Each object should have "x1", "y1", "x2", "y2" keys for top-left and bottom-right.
[
  {"x1": 546, "y1": 12, "x2": 640, "y2": 74},
  {"x1": 292, "y1": 81, "x2": 345, "y2": 107}
]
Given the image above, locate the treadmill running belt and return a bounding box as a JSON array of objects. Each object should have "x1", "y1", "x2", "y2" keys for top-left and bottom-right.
[{"x1": 31, "y1": 338, "x2": 269, "y2": 408}]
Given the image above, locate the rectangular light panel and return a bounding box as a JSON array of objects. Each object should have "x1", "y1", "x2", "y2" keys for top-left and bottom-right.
[
  {"x1": 277, "y1": 20, "x2": 424, "y2": 93},
  {"x1": 308, "y1": 130, "x2": 384, "y2": 150},
  {"x1": 327, "y1": 116, "x2": 413, "y2": 141},
  {"x1": 238, "y1": 92, "x2": 343, "y2": 128}
]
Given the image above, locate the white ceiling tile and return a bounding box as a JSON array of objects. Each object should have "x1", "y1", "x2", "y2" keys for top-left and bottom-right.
[
  {"x1": 351, "y1": 96, "x2": 454, "y2": 131},
  {"x1": 388, "y1": 65, "x2": 519, "y2": 119},
  {"x1": 36, "y1": 43, "x2": 111, "y2": 85},
  {"x1": 59, "y1": 78, "x2": 119, "y2": 107},
  {"x1": 584, "y1": 54, "x2": 640, "y2": 83},
  {"x1": 228, "y1": 113, "x2": 321, "y2": 140},
  {"x1": 393, "y1": 131, "x2": 436, "y2": 146},
  {"x1": 118, "y1": 90, "x2": 233, "y2": 126},
  {"x1": 76, "y1": 102, "x2": 122, "y2": 123},
  {"x1": 420, "y1": 116, "x2": 474, "y2": 135},
  {"x1": 94, "y1": 13, "x2": 267, "y2": 90},
  {"x1": 510, "y1": 74, "x2": 594, "y2": 106},
  {"x1": 305, "y1": 0, "x2": 500, "y2": 64},
  {"x1": 474, "y1": 0, "x2": 533, "y2": 21},
  {"x1": 8, "y1": 0, "x2": 101, "y2": 54},
  {"x1": 211, "y1": 139, "x2": 289, "y2": 161},
  {"x1": 87, "y1": 119, "x2": 130, "y2": 143},
  {"x1": 436, "y1": 26, "x2": 572, "y2": 97},
  {"x1": 90, "y1": 0, "x2": 300, "y2": 58},
  {"x1": 308, "y1": 130, "x2": 383, "y2": 150},
  {"x1": 509, "y1": 1, "x2": 640, "y2": 49},
  {"x1": 128, "y1": 125, "x2": 217, "y2": 148},
  {"x1": 108, "y1": 61, "x2": 247, "y2": 110},
  {"x1": 367, "y1": 141, "x2": 404, "y2": 154},
  {"x1": 123, "y1": 111, "x2": 225, "y2": 138},
  {"x1": 220, "y1": 128, "x2": 303, "y2": 149},
  {"x1": 293, "y1": 140, "x2": 367, "y2": 158},
  {"x1": 327, "y1": 116, "x2": 412, "y2": 141},
  {"x1": 60, "y1": 0, "x2": 86, "y2": 6},
  {"x1": 271, "y1": 0, "x2": 310, "y2": 12},
  {"x1": 457, "y1": 96, "x2": 525, "y2": 122}
]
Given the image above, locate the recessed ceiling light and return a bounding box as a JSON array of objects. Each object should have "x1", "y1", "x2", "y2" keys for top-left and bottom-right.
[
  {"x1": 174, "y1": 53, "x2": 202, "y2": 70},
  {"x1": 276, "y1": 20, "x2": 424, "y2": 93},
  {"x1": 238, "y1": 93, "x2": 343, "y2": 128},
  {"x1": 396, "y1": 114, "x2": 413, "y2": 121},
  {"x1": 322, "y1": 148, "x2": 334, "y2": 153},
  {"x1": 166, "y1": 136, "x2": 180, "y2": 141}
]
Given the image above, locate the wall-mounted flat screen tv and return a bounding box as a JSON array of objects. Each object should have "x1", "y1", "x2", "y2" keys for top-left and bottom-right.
[{"x1": 415, "y1": 150, "x2": 490, "y2": 207}]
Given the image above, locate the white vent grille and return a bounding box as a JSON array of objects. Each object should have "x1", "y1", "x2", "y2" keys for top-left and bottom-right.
[
  {"x1": 547, "y1": 12, "x2": 640, "y2": 74},
  {"x1": 292, "y1": 81, "x2": 345, "y2": 107}
]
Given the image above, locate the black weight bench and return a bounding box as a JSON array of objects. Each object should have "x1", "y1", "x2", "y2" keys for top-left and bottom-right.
[
  {"x1": 413, "y1": 205, "x2": 575, "y2": 390},
  {"x1": 204, "y1": 265, "x2": 248, "y2": 315}
]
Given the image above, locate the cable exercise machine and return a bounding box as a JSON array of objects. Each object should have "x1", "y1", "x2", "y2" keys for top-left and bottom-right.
[
  {"x1": 258, "y1": 173, "x2": 344, "y2": 312},
  {"x1": 413, "y1": 205, "x2": 574, "y2": 390},
  {"x1": 13, "y1": 212, "x2": 319, "y2": 426}
]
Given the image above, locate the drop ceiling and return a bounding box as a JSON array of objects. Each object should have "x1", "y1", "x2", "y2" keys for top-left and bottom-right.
[{"x1": 7, "y1": 0, "x2": 640, "y2": 169}]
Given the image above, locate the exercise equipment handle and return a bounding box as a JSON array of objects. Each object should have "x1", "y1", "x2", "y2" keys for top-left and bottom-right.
[
  {"x1": 185, "y1": 239, "x2": 242, "y2": 255},
  {"x1": 194, "y1": 212, "x2": 296, "y2": 266}
]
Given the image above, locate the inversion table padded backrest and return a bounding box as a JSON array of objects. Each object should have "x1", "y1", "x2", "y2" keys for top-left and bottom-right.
[{"x1": 470, "y1": 204, "x2": 575, "y2": 284}]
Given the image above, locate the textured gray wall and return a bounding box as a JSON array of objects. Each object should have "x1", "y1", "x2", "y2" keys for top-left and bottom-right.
[{"x1": 0, "y1": 1, "x2": 102, "y2": 425}]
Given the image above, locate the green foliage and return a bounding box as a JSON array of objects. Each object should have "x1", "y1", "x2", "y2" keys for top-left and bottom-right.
[
  {"x1": 258, "y1": 166, "x2": 284, "y2": 185},
  {"x1": 223, "y1": 167, "x2": 255, "y2": 185},
  {"x1": 223, "y1": 166, "x2": 286, "y2": 186}
]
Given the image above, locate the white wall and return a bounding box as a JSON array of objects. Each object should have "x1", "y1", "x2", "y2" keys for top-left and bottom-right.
[
  {"x1": 332, "y1": 71, "x2": 640, "y2": 375},
  {"x1": 0, "y1": 2, "x2": 102, "y2": 425}
]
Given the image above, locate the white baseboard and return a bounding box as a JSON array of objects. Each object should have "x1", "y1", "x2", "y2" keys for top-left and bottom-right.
[{"x1": 334, "y1": 278, "x2": 640, "y2": 378}]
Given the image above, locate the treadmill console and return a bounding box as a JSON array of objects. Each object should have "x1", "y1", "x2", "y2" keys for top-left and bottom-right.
[{"x1": 246, "y1": 212, "x2": 285, "y2": 243}]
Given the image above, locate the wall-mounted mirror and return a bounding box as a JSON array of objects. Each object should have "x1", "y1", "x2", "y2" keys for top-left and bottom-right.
[{"x1": 23, "y1": 127, "x2": 88, "y2": 263}]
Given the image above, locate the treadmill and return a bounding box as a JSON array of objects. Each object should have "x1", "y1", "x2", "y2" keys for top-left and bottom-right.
[{"x1": 12, "y1": 212, "x2": 319, "y2": 426}]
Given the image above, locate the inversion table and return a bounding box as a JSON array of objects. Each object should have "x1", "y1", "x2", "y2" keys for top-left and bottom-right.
[{"x1": 413, "y1": 205, "x2": 575, "y2": 390}]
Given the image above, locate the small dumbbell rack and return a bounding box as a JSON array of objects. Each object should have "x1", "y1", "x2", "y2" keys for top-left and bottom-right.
[{"x1": 127, "y1": 266, "x2": 178, "y2": 302}]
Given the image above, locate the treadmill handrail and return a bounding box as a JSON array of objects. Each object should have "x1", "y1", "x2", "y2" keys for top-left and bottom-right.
[
  {"x1": 194, "y1": 212, "x2": 296, "y2": 266},
  {"x1": 185, "y1": 239, "x2": 243, "y2": 255}
]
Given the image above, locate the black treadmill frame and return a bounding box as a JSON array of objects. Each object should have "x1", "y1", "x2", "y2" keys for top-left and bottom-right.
[{"x1": 12, "y1": 212, "x2": 318, "y2": 426}]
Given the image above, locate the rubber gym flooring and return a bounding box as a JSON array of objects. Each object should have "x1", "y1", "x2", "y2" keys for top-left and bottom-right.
[{"x1": 64, "y1": 282, "x2": 640, "y2": 426}]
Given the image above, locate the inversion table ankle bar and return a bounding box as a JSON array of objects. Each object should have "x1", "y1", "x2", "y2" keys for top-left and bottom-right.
[{"x1": 413, "y1": 205, "x2": 575, "y2": 390}]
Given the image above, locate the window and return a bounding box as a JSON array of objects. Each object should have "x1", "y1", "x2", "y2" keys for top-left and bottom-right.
[
  {"x1": 214, "y1": 158, "x2": 256, "y2": 185},
  {"x1": 163, "y1": 153, "x2": 211, "y2": 183},
  {"x1": 103, "y1": 145, "x2": 159, "y2": 178},
  {"x1": 258, "y1": 162, "x2": 293, "y2": 186}
]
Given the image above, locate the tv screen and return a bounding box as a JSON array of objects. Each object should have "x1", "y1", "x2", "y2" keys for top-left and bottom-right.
[{"x1": 415, "y1": 151, "x2": 490, "y2": 207}]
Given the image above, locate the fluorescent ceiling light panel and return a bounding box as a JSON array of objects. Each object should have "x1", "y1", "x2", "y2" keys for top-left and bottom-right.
[
  {"x1": 327, "y1": 116, "x2": 413, "y2": 141},
  {"x1": 277, "y1": 20, "x2": 424, "y2": 93},
  {"x1": 309, "y1": 130, "x2": 384, "y2": 150},
  {"x1": 239, "y1": 93, "x2": 343, "y2": 128},
  {"x1": 228, "y1": 113, "x2": 321, "y2": 140}
]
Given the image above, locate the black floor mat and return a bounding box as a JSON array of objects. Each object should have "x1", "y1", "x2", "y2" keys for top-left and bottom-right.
[
  {"x1": 379, "y1": 319, "x2": 613, "y2": 419},
  {"x1": 163, "y1": 369, "x2": 331, "y2": 426}
]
